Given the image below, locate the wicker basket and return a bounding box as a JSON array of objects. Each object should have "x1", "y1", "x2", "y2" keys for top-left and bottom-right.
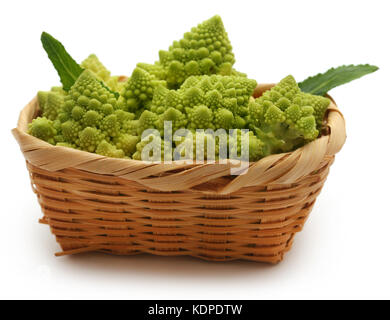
[{"x1": 12, "y1": 84, "x2": 346, "y2": 263}]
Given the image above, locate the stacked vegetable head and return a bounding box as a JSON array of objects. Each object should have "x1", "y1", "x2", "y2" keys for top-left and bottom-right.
[
  {"x1": 28, "y1": 15, "x2": 377, "y2": 162},
  {"x1": 140, "y1": 15, "x2": 236, "y2": 89}
]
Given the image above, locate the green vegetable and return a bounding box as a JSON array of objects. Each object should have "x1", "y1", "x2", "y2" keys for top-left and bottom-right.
[
  {"x1": 299, "y1": 64, "x2": 378, "y2": 96},
  {"x1": 96, "y1": 140, "x2": 125, "y2": 158},
  {"x1": 248, "y1": 75, "x2": 330, "y2": 156},
  {"x1": 81, "y1": 54, "x2": 111, "y2": 82},
  {"x1": 28, "y1": 117, "x2": 57, "y2": 145},
  {"x1": 38, "y1": 87, "x2": 65, "y2": 120},
  {"x1": 148, "y1": 74, "x2": 257, "y2": 130},
  {"x1": 30, "y1": 69, "x2": 327, "y2": 161},
  {"x1": 119, "y1": 67, "x2": 166, "y2": 113},
  {"x1": 139, "y1": 15, "x2": 237, "y2": 89},
  {"x1": 30, "y1": 16, "x2": 377, "y2": 162},
  {"x1": 81, "y1": 54, "x2": 123, "y2": 92},
  {"x1": 30, "y1": 70, "x2": 132, "y2": 157}
]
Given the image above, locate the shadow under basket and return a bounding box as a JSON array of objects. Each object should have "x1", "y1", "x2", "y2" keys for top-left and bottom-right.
[{"x1": 12, "y1": 84, "x2": 346, "y2": 264}]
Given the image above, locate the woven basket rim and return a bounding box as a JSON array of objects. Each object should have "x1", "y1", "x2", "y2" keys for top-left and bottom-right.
[{"x1": 12, "y1": 83, "x2": 346, "y2": 193}]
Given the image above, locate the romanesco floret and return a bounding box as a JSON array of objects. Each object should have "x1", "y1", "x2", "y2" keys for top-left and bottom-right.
[
  {"x1": 38, "y1": 85, "x2": 67, "y2": 121},
  {"x1": 298, "y1": 93, "x2": 331, "y2": 127},
  {"x1": 187, "y1": 105, "x2": 214, "y2": 130},
  {"x1": 61, "y1": 119, "x2": 82, "y2": 142},
  {"x1": 56, "y1": 142, "x2": 76, "y2": 149},
  {"x1": 173, "y1": 129, "x2": 264, "y2": 162},
  {"x1": 155, "y1": 15, "x2": 236, "y2": 88},
  {"x1": 136, "y1": 110, "x2": 159, "y2": 135},
  {"x1": 137, "y1": 63, "x2": 167, "y2": 81},
  {"x1": 96, "y1": 140, "x2": 125, "y2": 158},
  {"x1": 148, "y1": 74, "x2": 257, "y2": 131},
  {"x1": 81, "y1": 54, "x2": 111, "y2": 82},
  {"x1": 149, "y1": 85, "x2": 170, "y2": 114},
  {"x1": 82, "y1": 110, "x2": 102, "y2": 127},
  {"x1": 78, "y1": 126, "x2": 103, "y2": 152},
  {"x1": 228, "y1": 130, "x2": 264, "y2": 161},
  {"x1": 38, "y1": 91, "x2": 49, "y2": 110},
  {"x1": 155, "y1": 107, "x2": 188, "y2": 134},
  {"x1": 214, "y1": 108, "x2": 235, "y2": 130},
  {"x1": 81, "y1": 54, "x2": 123, "y2": 92},
  {"x1": 180, "y1": 75, "x2": 257, "y2": 115},
  {"x1": 113, "y1": 134, "x2": 139, "y2": 156},
  {"x1": 30, "y1": 70, "x2": 140, "y2": 157},
  {"x1": 119, "y1": 67, "x2": 166, "y2": 113},
  {"x1": 121, "y1": 119, "x2": 140, "y2": 136},
  {"x1": 59, "y1": 70, "x2": 120, "y2": 125},
  {"x1": 247, "y1": 75, "x2": 329, "y2": 156},
  {"x1": 247, "y1": 133, "x2": 264, "y2": 161},
  {"x1": 132, "y1": 133, "x2": 165, "y2": 161},
  {"x1": 175, "y1": 131, "x2": 218, "y2": 161},
  {"x1": 114, "y1": 109, "x2": 135, "y2": 124},
  {"x1": 28, "y1": 117, "x2": 57, "y2": 145},
  {"x1": 42, "y1": 92, "x2": 64, "y2": 120},
  {"x1": 100, "y1": 114, "x2": 121, "y2": 138},
  {"x1": 50, "y1": 86, "x2": 66, "y2": 95}
]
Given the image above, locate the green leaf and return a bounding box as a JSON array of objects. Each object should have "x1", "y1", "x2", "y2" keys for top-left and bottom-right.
[
  {"x1": 298, "y1": 64, "x2": 379, "y2": 96},
  {"x1": 41, "y1": 32, "x2": 83, "y2": 91}
]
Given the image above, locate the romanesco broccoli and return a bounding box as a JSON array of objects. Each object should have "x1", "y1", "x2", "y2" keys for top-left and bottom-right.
[
  {"x1": 38, "y1": 91, "x2": 64, "y2": 121},
  {"x1": 30, "y1": 70, "x2": 139, "y2": 157},
  {"x1": 81, "y1": 54, "x2": 111, "y2": 82},
  {"x1": 148, "y1": 74, "x2": 257, "y2": 130},
  {"x1": 247, "y1": 75, "x2": 330, "y2": 156},
  {"x1": 30, "y1": 16, "x2": 333, "y2": 163},
  {"x1": 28, "y1": 117, "x2": 57, "y2": 145},
  {"x1": 30, "y1": 70, "x2": 330, "y2": 162},
  {"x1": 96, "y1": 140, "x2": 125, "y2": 158},
  {"x1": 81, "y1": 54, "x2": 123, "y2": 92},
  {"x1": 139, "y1": 15, "x2": 237, "y2": 89},
  {"x1": 119, "y1": 67, "x2": 166, "y2": 113}
]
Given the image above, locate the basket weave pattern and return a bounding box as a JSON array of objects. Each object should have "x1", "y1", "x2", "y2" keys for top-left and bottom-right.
[{"x1": 12, "y1": 84, "x2": 346, "y2": 263}]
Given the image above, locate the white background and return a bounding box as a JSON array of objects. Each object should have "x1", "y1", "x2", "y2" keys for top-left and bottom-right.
[{"x1": 1, "y1": 0, "x2": 389, "y2": 300}]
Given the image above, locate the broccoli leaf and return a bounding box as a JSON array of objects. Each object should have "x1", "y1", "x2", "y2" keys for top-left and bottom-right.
[
  {"x1": 41, "y1": 32, "x2": 83, "y2": 91},
  {"x1": 298, "y1": 64, "x2": 378, "y2": 96},
  {"x1": 41, "y1": 32, "x2": 119, "y2": 98}
]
